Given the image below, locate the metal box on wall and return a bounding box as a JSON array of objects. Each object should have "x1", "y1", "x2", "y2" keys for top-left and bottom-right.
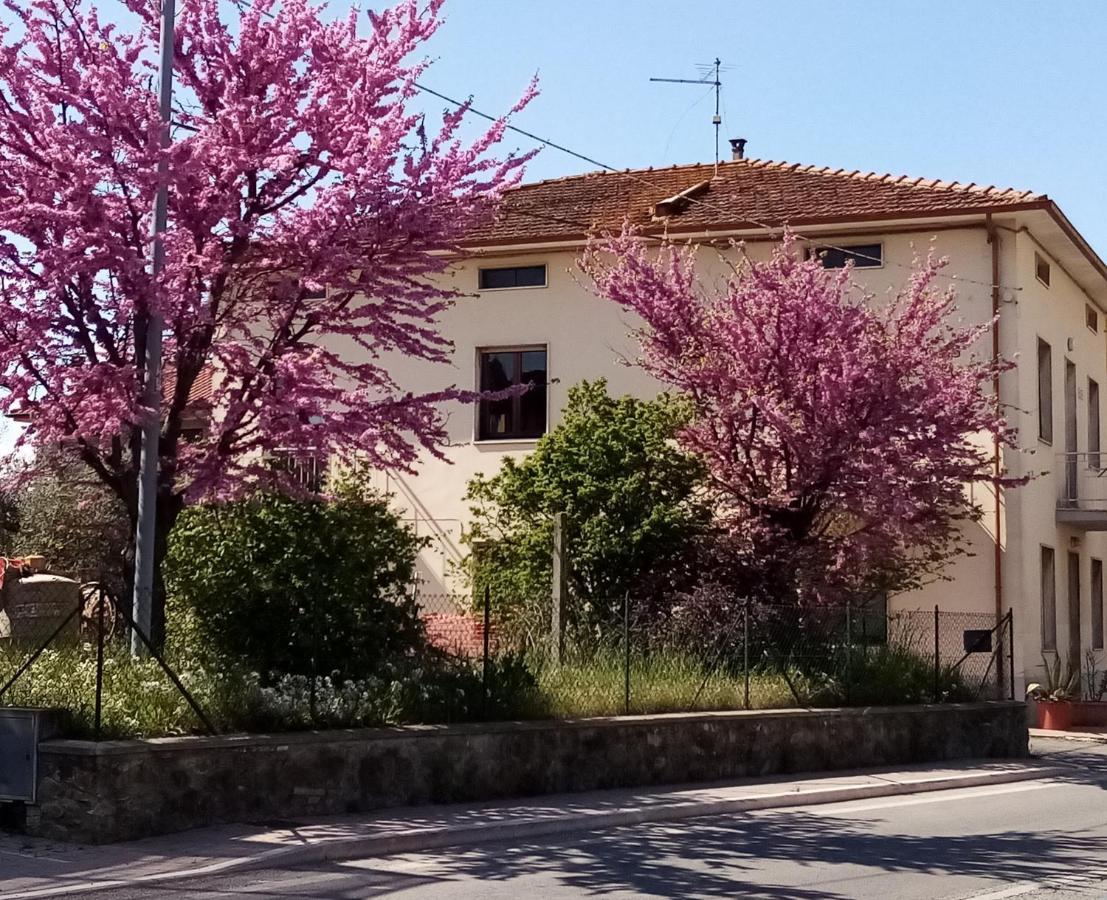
[{"x1": 0, "y1": 708, "x2": 62, "y2": 803}]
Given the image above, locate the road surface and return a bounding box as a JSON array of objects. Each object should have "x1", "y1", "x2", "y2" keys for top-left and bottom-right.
[{"x1": 90, "y1": 739, "x2": 1107, "y2": 899}]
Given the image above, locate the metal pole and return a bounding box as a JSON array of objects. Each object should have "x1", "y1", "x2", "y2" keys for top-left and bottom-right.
[
  {"x1": 1007, "y1": 609, "x2": 1016, "y2": 701},
  {"x1": 481, "y1": 585, "x2": 491, "y2": 719},
  {"x1": 933, "y1": 605, "x2": 941, "y2": 703},
  {"x1": 623, "y1": 592, "x2": 630, "y2": 716},
  {"x1": 550, "y1": 513, "x2": 566, "y2": 664},
  {"x1": 131, "y1": 0, "x2": 176, "y2": 656},
  {"x1": 94, "y1": 585, "x2": 106, "y2": 741},
  {"x1": 743, "y1": 597, "x2": 751, "y2": 710},
  {"x1": 845, "y1": 601, "x2": 853, "y2": 705}
]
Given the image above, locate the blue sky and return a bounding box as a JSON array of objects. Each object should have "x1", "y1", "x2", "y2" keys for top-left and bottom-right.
[
  {"x1": 420, "y1": 0, "x2": 1107, "y2": 252},
  {"x1": 1, "y1": 1, "x2": 1103, "y2": 454},
  {"x1": 2, "y1": 0, "x2": 1103, "y2": 247}
]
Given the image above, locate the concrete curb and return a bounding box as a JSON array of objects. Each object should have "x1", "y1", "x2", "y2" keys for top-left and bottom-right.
[
  {"x1": 1031, "y1": 728, "x2": 1107, "y2": 744},
  {"x1": 5, "y1": 763, "x2": 1068, "y2": 900}
]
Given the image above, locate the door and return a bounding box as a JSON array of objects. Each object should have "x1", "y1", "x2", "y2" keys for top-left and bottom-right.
[
  {"x1": 1068, "y1": 551, "x2": 1082, "y2": 669},
  {"x1": 1066, "y1": 361, "x2": 1078, "y2": 502}
]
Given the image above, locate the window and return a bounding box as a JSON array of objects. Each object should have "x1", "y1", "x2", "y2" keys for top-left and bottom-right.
[
  {"x1": 477, "y1": 347, "x2": 547, "y2": 440},
  {"x1": 1041, "y1": 546, "x2": 1057, "y2": 652},
  {"x1": 1035, "y1": 252, "x2": 1051, "y2": 287},
  {"x1": 1091, "y1": 378, "x2": 1101, "y2": 469},
  {"x1": 809, "y1": 243, "x2": 883, "y2": 269},
  {"x1": 269, "y1": 451, "x2": 326, "y2": 493},
  {"x1": 1069, "y1": 551, "x2": 1082, "y2": 664},
  {"x1": 1088, "y1": 306, "x2": 1100, "y2": 333},
  {"x1": 1093, "y1": 558, "x2": 1104, "y2": 651},
  {"x1": 478, "y1": 265, "x2": 547, "y2": 290},
  {"x1": 1038, "y1": 338, "x2": 1053, "y2": 443}
]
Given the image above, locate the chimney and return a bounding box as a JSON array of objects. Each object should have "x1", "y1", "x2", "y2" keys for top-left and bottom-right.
[{"x1": 729, "y1": 138, "x2": 747, "y2": 161}]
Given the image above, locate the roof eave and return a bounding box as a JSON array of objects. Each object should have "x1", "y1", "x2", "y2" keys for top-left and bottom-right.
[{"x1": 458, "y1": 201, "x2": 1055, "y2": 252}]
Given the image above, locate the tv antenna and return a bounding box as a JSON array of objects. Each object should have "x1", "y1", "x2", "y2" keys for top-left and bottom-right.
[{"x1": 650, "y1": 58, "x2": 731, "y2": 173}]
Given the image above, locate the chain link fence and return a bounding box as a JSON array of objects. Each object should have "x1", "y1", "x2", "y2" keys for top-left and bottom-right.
[
  {"x1": 420, "y1": 592, "x2": 1016, "y2": 720},
  {"x1": 0, "y1": 563, "x2": 213, "y2": 740},
  {"x1": 1, "y1": 566, "x2": 1016, "y2": 740}
]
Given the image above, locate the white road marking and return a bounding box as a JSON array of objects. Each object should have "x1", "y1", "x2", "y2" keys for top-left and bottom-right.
[
  {"x1": 791, "y1": 781, "x2": 1055, "y2": 817},
  {"x1": 964, "y1": 883, "x2": 1040, "y2": 900}
]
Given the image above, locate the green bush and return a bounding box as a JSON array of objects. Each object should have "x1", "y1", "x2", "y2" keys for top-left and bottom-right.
[
  {"x1": 465, "y1": 379, "x2": 711, "y2": 641},
  {"x1": 165, "y1": 476, "x2": 427, "y2": 682}
]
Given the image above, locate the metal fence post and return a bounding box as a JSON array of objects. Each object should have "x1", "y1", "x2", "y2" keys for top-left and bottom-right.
[
  {"x1": 481, "y1": 585, "x2": 491, "y2": 719},
  {"x1": 844, "y1": 600, "x2": 853, "y2": 705},
  {"x1": 1007, "y1": 609, "x2": 1016, "y2": 701},
  {"x1": 550, "y1": 512, "x2": 567, "y2": 665},
  {"x1": 94, "y1": 584, "x2": 106, "y2": 742},
  {"x1": 743, "y1": 597, "x2": 751, "y2": 710},
  {"x1": 623, "y1": 592, "x2": 630, "y2": 716},
  {"x1": 933, "y1": 604, "x2": 941, "y2": 703}
]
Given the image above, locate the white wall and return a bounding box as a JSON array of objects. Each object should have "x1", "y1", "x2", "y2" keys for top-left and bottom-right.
[
  {"x1": 372, "y1": 226, "x2": 1011, "y2": 603},
  {"x1": 1006, "y1": 227, "x2": 1107, "y2": 686}
]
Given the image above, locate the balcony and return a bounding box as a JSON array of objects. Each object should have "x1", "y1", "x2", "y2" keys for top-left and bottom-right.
[{"x1": 1056, "y1": 452, "x2": 1107, "y2": 530}]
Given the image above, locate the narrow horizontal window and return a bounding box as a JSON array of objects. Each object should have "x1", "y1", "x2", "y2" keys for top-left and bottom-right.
[
  {"x1": 808, "y1": 243, "x2": 882, "y2": 269},
  {"x1": 478, "y1": 265, "x2": 547, "y2": 290},
  {"x1": 477, "y1": 347, "x2": 548, "y2": 440}
]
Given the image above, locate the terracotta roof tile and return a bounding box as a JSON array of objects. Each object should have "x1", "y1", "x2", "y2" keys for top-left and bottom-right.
[{"x1": 464, "y1": 157, "x2": 1047, "y2": 246}]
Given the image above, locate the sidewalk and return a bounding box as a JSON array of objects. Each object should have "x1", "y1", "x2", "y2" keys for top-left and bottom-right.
[
  {"x1": 1031, "y1": 726, "x2": 1107, "y2": 742},
  {"x1": 0, "y1": 758, "x2": 1066, "y2": 900}
]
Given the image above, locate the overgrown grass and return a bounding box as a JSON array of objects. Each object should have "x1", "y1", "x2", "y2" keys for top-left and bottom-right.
[
  {"x1": 0, "y1": 637, "x2": 975, "y2": 739},
  {"x1": 0, "y1": 643, "x2": 260, "y2": 739},
  {"x1": 531, "y1": 650, "x2": 806, "y2": 717},
  {"x1": 529, "y1": 643, "x2": 974, "y2": 718}
]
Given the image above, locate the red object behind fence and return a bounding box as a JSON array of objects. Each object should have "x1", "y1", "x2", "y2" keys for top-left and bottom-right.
[{"x1": 422, "y1": 612, "x2": 492, "y2": 658}]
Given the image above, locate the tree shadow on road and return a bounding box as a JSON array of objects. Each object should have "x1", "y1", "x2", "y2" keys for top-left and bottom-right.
[{"x1": 352, "y1": 810, "x2": 1104, "y2": 899}]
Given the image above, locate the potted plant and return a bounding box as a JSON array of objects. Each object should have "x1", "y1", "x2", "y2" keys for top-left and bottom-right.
[
  {"x1": 1026, "y1": 655, "x2": 1080, "y2": 731},
  {"x1": 1072, "y1": 650, "x2": 1107, "y2": 728}
]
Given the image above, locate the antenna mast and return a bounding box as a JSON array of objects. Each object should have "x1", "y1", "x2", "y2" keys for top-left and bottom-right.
[{"x1": 650, "y1": 57, "x2": 725, "y2": 173}]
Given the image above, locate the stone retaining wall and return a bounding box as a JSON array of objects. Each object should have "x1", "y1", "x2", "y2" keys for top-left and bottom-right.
[{"x1": 21, "y1": 702, "x2": 1026, "y2": 843}]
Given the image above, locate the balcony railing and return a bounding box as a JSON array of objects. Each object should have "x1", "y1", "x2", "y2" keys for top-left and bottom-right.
[{"x1": 1056, "y1": 452, "x2": 1107, "y2": 529}]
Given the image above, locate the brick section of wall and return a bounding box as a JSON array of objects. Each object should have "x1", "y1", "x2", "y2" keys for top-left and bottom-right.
[{"x1": 22, "y1": 703, "x2": 1027, "y2": 844}]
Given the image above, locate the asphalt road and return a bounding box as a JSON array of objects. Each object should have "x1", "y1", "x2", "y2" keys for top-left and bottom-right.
[{"x1": 92, "y1": 740, "x2": 1107, "y2": 900}]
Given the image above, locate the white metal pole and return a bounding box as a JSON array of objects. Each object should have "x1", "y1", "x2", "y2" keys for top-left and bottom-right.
[{"x1": 132, "y1": 0, "x2": 176, "y2": 655}]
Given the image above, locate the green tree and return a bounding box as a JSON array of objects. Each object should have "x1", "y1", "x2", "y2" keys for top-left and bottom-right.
[
  {"x1": 465, "y1": 380, "x2": 711, "y2": 638},
  {"x1": 165, "y1": 475, "x2": 427, "y2": 680},
  {"x1": 0, "y1": 452, "x2": 130, "y2": 591}
]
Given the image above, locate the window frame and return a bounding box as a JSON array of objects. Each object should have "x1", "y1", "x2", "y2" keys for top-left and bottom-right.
[
  {"x1": 475, "y1": 344, "x2": 549, "y2": 443},
  {"x1": 1035, "y1": 252, "x2": 1052, "y2": 288},
  {"x1": 1041, "y1": 545, "x2": 1058, "y2": 653},
  {"x1": 1093, "y1": 558, "x2": 1104, "y2": 652},
  {"x1": 1038, "y1": 337, "x2": 1054, "y2": 445},
  {"x1": 1090, "y1": 377, "x2": 1101, "y2": 470},
  {"x1": 806, "y1": 242, "x2": 884, "y2": 270},
  {"x1": 1088, "y1": 305, "x2": 1100, "y2": 334},
  {"x1": 477, "y1": 264, "x2": 548, "y2": 292}
]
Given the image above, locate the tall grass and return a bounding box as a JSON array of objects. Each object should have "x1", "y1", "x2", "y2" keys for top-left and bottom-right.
[{"x1": 0, "y1": 636, "x2": 973, "y2": 739}]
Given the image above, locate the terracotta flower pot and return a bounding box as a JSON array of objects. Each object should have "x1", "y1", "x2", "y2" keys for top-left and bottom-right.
[
  {"x1": 1071, "y1": 700, "x2": 1107, "y2": 728},
  {"x1": 1037, "y1": 700, "x2": 1075, "y2": 731}
]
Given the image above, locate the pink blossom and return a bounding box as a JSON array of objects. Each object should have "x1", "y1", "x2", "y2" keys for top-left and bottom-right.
[
  {"x1": 583, "y1": 229, "x2": 1020, "y2": 602},
  {"x1": 0, "y1": 0, "x2": 534, "y2": 513}
]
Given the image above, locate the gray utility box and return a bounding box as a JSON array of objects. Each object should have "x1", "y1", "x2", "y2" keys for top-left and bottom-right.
[{"x1": 0, "y1": 708, "x2": 64, "y2": 803}]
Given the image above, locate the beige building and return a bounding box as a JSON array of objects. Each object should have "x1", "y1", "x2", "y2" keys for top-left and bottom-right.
[{"x1": 369, "y1": 149, "x2": 1107, "y2": 686}]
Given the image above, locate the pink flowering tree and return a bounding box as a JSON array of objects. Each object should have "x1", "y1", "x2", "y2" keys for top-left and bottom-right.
[
  {"x1": 584, "y1": 231, "x2": 1018, "y2": 604},
  {"x1": 0, "y1": 0, "x2": 533, "y2": 637}
]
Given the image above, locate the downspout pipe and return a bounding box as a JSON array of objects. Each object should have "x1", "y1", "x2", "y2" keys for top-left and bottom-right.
[{"x1": 986, "y1": 214, "x2": 1004, "y2": 630}]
